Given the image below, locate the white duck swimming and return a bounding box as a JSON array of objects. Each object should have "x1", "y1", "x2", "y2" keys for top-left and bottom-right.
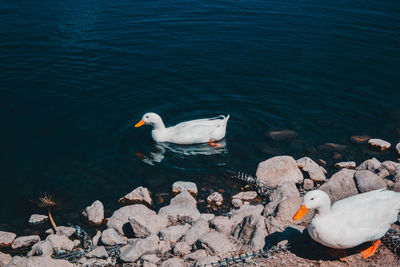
[
  {"x1": 293, "y1": 189, "x2": 400, "y2": 258},
  {"x1": 134, "y1": 112, "x2": 229, "y2": 146}
]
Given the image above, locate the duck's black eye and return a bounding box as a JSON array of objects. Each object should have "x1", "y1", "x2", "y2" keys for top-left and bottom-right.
[{"x1": 311, "y1": 197, "x2": 314, "y2": 201}]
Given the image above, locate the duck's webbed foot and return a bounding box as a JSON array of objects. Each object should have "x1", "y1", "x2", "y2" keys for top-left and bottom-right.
[
  {"x1": 360, "y1": 240, "x2": 380, "y2": 259},
  {"x1": 209, "y1": 139, "x2": 222, "y2": 148}
]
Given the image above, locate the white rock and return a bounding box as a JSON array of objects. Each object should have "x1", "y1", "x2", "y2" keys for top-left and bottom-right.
[
  {"x1": 0, "y1": 231, "x2": 16, "y2": 247},
  {"x1": 172, "y1": 181, "x2": 198, "y2": 195},
  {"x1": 129, "y1": 214, "x2": 169, "y2": 238},
  {"x1": 396, "y1": 142, "x2": 400, "y2": 155},
  {"x1": 28, "y1": 214, "x2": 48, "y2": 224},
  {"x1": 159, "y1": 224, "x2": 190, "y2": 243},
  {"x1": 357, "y1": 158, "x2": 382, "y2": 172},
  {"x1": 56, "y1": 226, "x2": 76, "y2": 238},
  {"x1": 210, "y1": 216, "x2": 234, "y2": 236},
  {"x1": 197, "y1": 231, "x2": 235, "y2": 256},
  {"x1": 73, "y1": 240, "x2": 81, "y2": 247},
  {"x1": 92, "y1": 230, "x2": 101, "y2": 247},
  {"x1": 27, "y1": 240, "x2": 53, "y2": 257},
  {"x1": 107, "y1": 204, "x2": 156, "y2": 235},
  {"x1": 232, "y1": 199, "x2": 243, "y2": 208},
  {"x1": 6, "y1": 256, "x2": 73, "y2": 267},
  {"x1": 184, "y1": 249, "x2": 207, "y2": 261},
  {"x1": 196, "y1": 256, "x2": 220, "y2": 266},
  {"x1": 232, "y1": 191, "x2": 258, "y2": 201},
  {"x1": 319, "y1": 169, "x2": 358, "y2": 203},
  {"x1": 118, "y1": 186, "x2": 152, "y2": 206},
  {"x1": 368, "y1": 138, "x2": 391, "y2": 151},
  {"x1": 382, "y1": 161, "x2": 400, "y2": 175},
  {"x1": 230, "y1": 204, "x2": 264, "y2": 226},
  {"x1": 334, "y1": 161, "x2": 356, "y2": 169},
  {"x1": 303, "y1": 179, "x2": 314, "y2": 190},
  {"x1": 141, "y1": 254, "x2": 161, "y2": 264},
  {"x1": 119, "y1": 238, "x2": 158, "y2": 262},
  {"x1": 158, "y1": 240, "x2": 171, "y2": 254},
  {"x1": 11, "y1": 235, "x2": 40, "y2": 249},
  {"x1": 158, "y1": 191, "x2": 200, "y2": 224},
  {"x1": 85, "y1": 246, "x2": 109, "y2": 259},
  {"x1": 256, "y1": 156, "x2": 303, "y2": 188},
  {"x1": 101, "y1": 228, "x2": 127, "y2": 246},
  {"x1": 207, "y1": 192, "x2": 223, "y2": 206},
  {"x1": 82, "y1": 200, "x2": 104, "y2": 226},
  {"x1": 0, "y1": 251, "x2": 11, "y2": 266},
  {"x1": 263, "y1": 183, "x2": 299, "y2": 216},
  {"x1": 296, "y1": 157, "x2": 326, "y2": 182},
  {"x1": 199, "y1": 213, "x2": 215, "y2": 221},
  {"x1": 46, "y1": 234, "x2": 74, "y2": 252},
  {"x1": 182, "y1": 219, "x2": 210, "y2": 245},
  {"x1": 173, "y1": 241, "x2": 191, "y2": 256},
  {"x1": 233, "y1": 214, "x2": 267, "y2": 250},
  {"x1": 354, "y1": 170, "x2": 386, "y2": 193},
  {"x1": 160, "y1": 258, "x2": 185, "y2": 267}
]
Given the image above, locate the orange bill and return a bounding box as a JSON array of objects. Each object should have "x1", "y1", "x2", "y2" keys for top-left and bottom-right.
[
  {"x1": 135, "y1": 119, "x2": 146, "y2": 128},
  {"x1": 293, "y1": 205, "x2": 309, "y2": 220}
]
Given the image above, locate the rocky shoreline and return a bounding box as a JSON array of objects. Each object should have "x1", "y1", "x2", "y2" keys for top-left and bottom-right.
[{"x1": 0, "y1": 137, "x2": 400, "y2": 267}]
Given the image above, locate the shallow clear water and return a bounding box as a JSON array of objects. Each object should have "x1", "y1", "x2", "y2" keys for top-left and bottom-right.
[{"x1": 0, "y1": 0, "x2": 399, "y2": 233}]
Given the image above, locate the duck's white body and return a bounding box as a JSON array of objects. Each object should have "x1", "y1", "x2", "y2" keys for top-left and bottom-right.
[
  {"x1": 297, "y1": 189, "x2": 400, "y2": 249},
  {"x1": 135, "y1": 112, "x2": 229, "y2": 145}
]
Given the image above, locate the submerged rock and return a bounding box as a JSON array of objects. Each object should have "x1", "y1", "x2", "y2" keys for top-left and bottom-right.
[
  {"x1": 28, "y1": 214, "x2": 48, "y2": 225},
  {"x1": 256, "y1": 156, "x2": 303, "y2": 188},
  {"x1": 268, "y1": 130, "x2": 298, "y2": 141},
  {"x1": 172, "y1": 181, "x2": 198, "y2": 196},
  {"x1": 319, "y1": 169, "x2": 358, "y2": 203},
  {"x1": 0, "y1": 231, "x2": 16, "y2": 247},
  {"x1": 82, "y1": 200, "x2": 104, "y2": 226},
  {"x1": 207, "y1": 192, "x2": 223, "y2": 206},
  {"x1": 354, "y1": 170, "x2": 386, "y2": 193},
  {"x1": 351, "y1": 135, "x2": 371, "y2": 144},
  {"x1": 296, "y1": 157, "x2": 326, "y2": 182},
  {"x1": 11, "y1": 235, "x2": 40, "y2": 249},
  {"x1": 118, "y1": 186, "x2": 153, "y2": 206},
  {"x1": 368, "y1": 138, "x2": 391, "y2": 151}
]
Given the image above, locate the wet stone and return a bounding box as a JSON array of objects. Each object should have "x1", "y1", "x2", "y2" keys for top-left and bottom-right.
[
  {"x1": 368, "y1": 138, "x2": 391, "y2": 151},
  {"x1": 172, "y1": 181, "x2": 198, "y2": 196},
  {"x1": 28, "y1": 214, "x2": 48, "y2": 225}
]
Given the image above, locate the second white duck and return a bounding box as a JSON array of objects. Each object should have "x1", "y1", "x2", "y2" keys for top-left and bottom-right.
[{"x1": 135, "y1": 112, "x2": 229, "y2": 146}]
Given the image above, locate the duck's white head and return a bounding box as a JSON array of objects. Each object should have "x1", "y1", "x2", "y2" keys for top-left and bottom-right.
[
  {"x1": 293, "y1": 189, "x2": 331, "y2": 220},
  {"x1": 135, "y1": 112, "x2": 164, "y2": 129}
]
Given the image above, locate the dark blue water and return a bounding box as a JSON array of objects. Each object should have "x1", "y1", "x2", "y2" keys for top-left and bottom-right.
[{"x1": 1, "y1": 0, "x2": 400, "y2": 232}]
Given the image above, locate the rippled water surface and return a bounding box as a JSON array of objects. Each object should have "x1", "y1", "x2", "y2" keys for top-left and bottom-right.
[{"x1": 1, "y1": 0, "x2": 400, "y2": 232}]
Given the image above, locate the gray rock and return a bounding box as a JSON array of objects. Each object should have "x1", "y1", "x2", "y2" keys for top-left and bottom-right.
[
  {"x1": 159, "y1": 224, "x2": 190, "y2": 243},
  {"x1": 27, "y1": 240, "x2": 53, "y2": 257},
  {"x1": 265, "y1": 197, "x2": 314, "y2": 235},
  {"x1": 5, "y1": 256, "x2": 73, "y2": 267},
  {"x1": 92, "y1": 230, "x2": 101, "y2": 247},
  {"x1": 396, "y1": 142, "x2": 400, "y2": 155},
  {"x1": 0, "y1": 251, "x2": 11, "y2": 266},
  {"x1": 158, "y1": 240, "x2": 171, "y2": 254},
  {"x1": 196, "y1": 256, "x2": 220, "y2": 266},
  {"x1": 233, "y1": 214, "x2": 267, "y2": 250},
  {"x1": 334, "y1": 161, "x2": 356, "y2": 169},
  {"x1": 268, "y1": 130, "x2": 298, "y2": 141},
  {"x1": 73, "y1": 240, "x2": 81, "y2": 247},
  {"x1": 207, "y1": 192, "x2": 223, "y2": 206},
  {"x1": 357, "y1": 158, "x2": 382, "y2": 173},
  {"x1": 319, "y1": 169, "x2": 358, "y2": 203},
  {"x1": 129, "y1": 214, "x2": 169, "y2": 238},
  {"x1": 45, "y1": 229, "x2": 54, "y2": 235},
  {"x1": 395, "y1": 167, "x2": 400, "y2": 183},
  {"x1": 78, "y1": 257, "x2": 115, "y2": 267},
  {"x1": 119, "y1": 238, "x2": 158, "y2": 262},
  {"x1": 46, "y1": 234, "x2": 74, "y2": 252},
  {"x1": 182, "y1": 219, "x2": 210, "y2": 245},
  {"x1": 230, "y1": 204, "x2": 264, "y2": 226},
  {"x1": 82, "y1": 200, "x2": 104, "y2": 226},
  {"x1": 118, "y1": 186, "x2": 152, "y2": 206},
  {"x1": 296, "y1": 157, "x2": 326, "y2": 182},
  {"x1": 210, "y1": 216, "x2": 234, "y2": 236},
  {"x1": 141, "y1": 254, "x2": 161, "y2": 265},
  {"x1": 232, "y1": 191, "x2": 258, "y2": 201},
  {"x1": 232, "y1": 199, "x2": 243, "y2": 208},
  {"x1": 199, "y1": 213, "x2": 215, "y2": 221},
  {"x1": 107, "y1": 204, "x2": 156, "y2": 235},
  {"x1": 384, "y1": 178, "x2": 394, "y2": 187},
  {"x1": 11, "y1": 235, "x2": 40, "y2": 249},
  {"x1": 158, "y1": 191, "x2": 200, "y2": 224},
  {"x1": 56, "y1": 226, "x2": 76, "y2": 238},
  {"x1": 101, "y1": 228, "x2": 127, "y2": 246},
  {"x1": 354, "y1": 170, "x2": 386, "y2": 193},
  {"x1": 382, "y1": 161, "x2": 400, "y2": 175},
  {"x1": 160, "y1": 258, "x2": 185, "y2": 267},
  {"x1": 173, "y1": 241, "x2": 191, "y2": 256},
  {"x1": 368, "y1": 138, "x2": 391, "y2": 151},
  {"x1": 28, "y1": 214, "x2": 48, "y2": 224},
  {"x1": 196, "y1": 231, "x2": 235, "y2": 256},
  {"x1": 86, "y1": 246, "x2": 108, "y2": 259},
  {"x1": 184, "y1": 249, "x2": 207, "y2": 261},
  {"x1": 172, "y1": 181, "x2": 198, "y2": 196},
  {"x1": 256, "y1": 156, "x2": 303, "y2": 188},
  {"x1": 377, "y1": 169, "x2": 390, "y2": 179},
  {"x1": 263, "y1": 183, "x2": 299, "y2": 216},
  {"x1": 143, "y1": 262, "x2": 157, "y2": 267},
  {"x1": 0, "y1": 231, "x2": 16, "y2": 248},
  {"x1": 303, "y1": 179, "x2": 314, "y2": 190}
]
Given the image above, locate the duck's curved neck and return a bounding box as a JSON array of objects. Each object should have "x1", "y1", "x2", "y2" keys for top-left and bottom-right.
[
  {"x1": 315, "y1": 199, "x2": 331, "y2": 217},
  {"x1": 152, "y1": 120, "x2": 166, "y2": 131}
]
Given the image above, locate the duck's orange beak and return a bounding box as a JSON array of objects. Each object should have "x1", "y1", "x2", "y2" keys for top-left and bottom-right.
[
  {"x1": 135, "y1": 120, "x2": 146, "y2": 128},
  {"x1": 293, "y1": 205, "x2": 309, "y2": 220}
]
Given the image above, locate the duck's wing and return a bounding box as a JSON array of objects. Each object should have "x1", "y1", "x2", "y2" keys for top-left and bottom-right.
[{"x1": 172, "y1": 115, "x2": 229, "y2": 129}]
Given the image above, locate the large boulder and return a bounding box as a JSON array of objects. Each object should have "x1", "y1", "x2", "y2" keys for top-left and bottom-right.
[
  {"x1": 101, "y1": 228, "x2": 127, "y2": 246},
  {"x1": 119, "y1": 238, "x2": 158, "y2": 262},
  {"x1": 11, "y1": 235, "x2": 40, "y2": 249},
  {"x1": 5, "y1": 256, "x2": 73, "y2": 267},
  {"x1": 233, "y1": 214, "x2": 267, "y2": 250},
  {"x1": 296, "y1": 157, "x2": 326, "y2": 182},
  {"x1": 107, "y1": 204, "x2": 156, "y2": 236},
  {"x1": 158, "y1": 191, "x2": 200, "y2": 224},
  {"x1": 129, "y1": 214, "x2": 169, "y2": 238},
  {"x1": 0, "y1": 231, "x2": 16, "y2": 248},
  {"x1": 172, "y1": 181, "x2": 198, "y2": 196},
  {"x1": 263, "y1": 183, "x2": 299, "y2": 216},
  {"x1": 196, "y1": 231, "x2": 235, "y2": 256},
  {"x1": 319, "y1": 169, "x2": 358, "y2": 203},
  {"x1": 182, "y1": 219, "x2": 210, "y2": 245},
  {"x1": 268, "y1": 130, "x2": 298, "y2": 141},
  {"x1": 118, "y1": 186, "x2": 152, "y2": 206},
  {"x1": 256, "y1": 156, "x2": 303, "y2": 188},
  {"x1": 82, "y1": 200, "x2": 104, "y2": 226},
  {"x1": 354, "y1": 170, "x2": 386, "y2": 193}
]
